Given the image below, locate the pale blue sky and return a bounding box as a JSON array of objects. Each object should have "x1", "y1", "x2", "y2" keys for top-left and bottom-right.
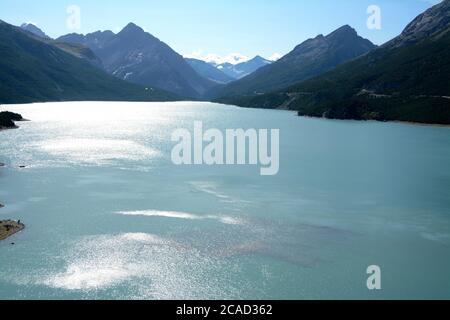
[{"x1": 0, "y1": 0, "x2": 441, "y2": 61}]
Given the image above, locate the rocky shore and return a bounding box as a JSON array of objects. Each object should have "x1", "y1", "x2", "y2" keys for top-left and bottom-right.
[
  {"x1": 1, "y1": 111, "x2": 26, "y2": 241},
  {"x1": 0, "y1": 111, "x2": 24, "y2": 129},
  {"x1": 0, "y1": 220, "x2": 25, "y2": 241}
]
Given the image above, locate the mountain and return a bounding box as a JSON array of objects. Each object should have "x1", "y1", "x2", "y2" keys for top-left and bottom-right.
[
  {"x1": 215, "y1": 55, "x2": 272, "y2": 80},
  {"x1": 214, "y1": 25, "x2": 376, "y2": 100},
  {"x1": 21, "y1": 23, "x2": 103, "y2": 68},
  {"x1": 50, "y1": 41, "x2": 103, "y2": 68},
  {"x1": 205, "y1": 53, "x2": 250, "y2": 66},
  {"x1": 20, "y1": 23, "x2": 50, "y2": 39},
  {"x1": 58, "y1": 23, "x2": 216, "y2": 99},
  {"x1": 228, "y1": 0, "x2": 450, "y2": 125},
  {"x1": 0, "y1": 20, "x2": 177, "y2": 104},
  {"x1": 185, "y1": 58, "x2": 234, "y2": 84},
  {"x1": 57, "y1": 30, "x2": 115, "y2": 50}
]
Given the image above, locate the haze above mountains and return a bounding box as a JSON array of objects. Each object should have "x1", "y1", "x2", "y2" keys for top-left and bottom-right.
[{"x1": 1, "y1": 0, "x2": 449, "y2": 124}]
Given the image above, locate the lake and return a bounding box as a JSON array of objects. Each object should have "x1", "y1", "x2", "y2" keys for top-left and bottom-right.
[{"x1": 0, "y1": 101, "x2": 449, "y2": 299}]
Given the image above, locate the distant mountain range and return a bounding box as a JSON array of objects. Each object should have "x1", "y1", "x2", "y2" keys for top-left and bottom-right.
[
  {"x1": 185, "y1": 55, "x2": 272, "y2": 84},
  {"x1": 214, "y1": 25, "x2": 376, "y2": 101},
  {"x1": 0, "y1": 20, "x2": 177, "y2": 104},
  {"x1": 226, "y1": 0, "x2": 450, "y2": 124},
  {"x1": 58, "y1": 23, "x2": 216, "y2": 99},
  {"x1": 9, "y1": 21, "x2": 272, "y2": 102},
  {"x1": 57, "y1": 30, "x2": 115, "y2": 51},
  {"x1": 212, "y1": 56, "x2": 273, "y2": 80},
  {"x1": 185, "y1": 58, "x2": 235, "y2": 84}
]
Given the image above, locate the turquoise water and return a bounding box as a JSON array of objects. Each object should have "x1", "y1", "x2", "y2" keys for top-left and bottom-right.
[{"x1": 0, "y1": 101, "x2": 449, "y2": 299}]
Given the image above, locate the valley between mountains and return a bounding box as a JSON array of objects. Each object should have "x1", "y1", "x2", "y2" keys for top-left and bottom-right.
[{"x1": 1, "y1": 0, "x2": 450, "y2": 124}]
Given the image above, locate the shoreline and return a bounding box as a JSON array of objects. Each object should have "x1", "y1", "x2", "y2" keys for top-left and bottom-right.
[
  {"x1": 0, "y1": 220, "x2": 25, "y2": 241},
  {"x1": 390, "y1": 120, "x2": 450, "y2": 128},
  {"x1": 4, "y1": 100, "x2": 450, "y2": 127},
  {"x1": 294, "y1": 113, "x2": 450, "y2": 128},
  {"x1": 0, "y1": 112, "x2": 26, "y2": 242},
  {"x1": 216, "y1": 102, "x2": 450, "y2": 128}
]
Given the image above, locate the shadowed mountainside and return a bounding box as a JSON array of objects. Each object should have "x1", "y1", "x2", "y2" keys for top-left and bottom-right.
[
  {"x1": 223, "y1": 1, "x2": 450, "y2": 125},
  {"x1": 0, "y1": 20, "x2": 178, "y2": 104},
  {"x1": 213, "y1": 25, "x2": 376, "y2": 100},
  {"x1": 58, "y1": 23, "x2": 217, "y2": 99}
]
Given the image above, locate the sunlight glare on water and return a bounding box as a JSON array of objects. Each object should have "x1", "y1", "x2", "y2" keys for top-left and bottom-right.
[{"x1": 0, "y1": 101, "x2": 450, "y2": 299}]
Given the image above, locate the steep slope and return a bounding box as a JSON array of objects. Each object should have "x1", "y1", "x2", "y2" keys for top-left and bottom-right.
[
  {"x1": 0, "y1": 20, "x2": 177, "y2": 104},
  {"x1": 230, "y1": 0, "x2": 450, "y2": 124},
  {"x1": 20, "y1": 23, "x2": 50, "y2": 39},
  {"x1": 20, "y1": 23, "x2": 103, "y2": 67},
  {"x1": 50, "y1": 41, "x2": 103, "y2": 68},
  {"x1": 186, "y1": 58, "x2": 234, "y2": 84},
  {"x1": 214, "y1": 25, "x2": 376, "y2": 100},
  {"x1": 58, "y1": 23, "x2": 216, "y2": 99}
]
